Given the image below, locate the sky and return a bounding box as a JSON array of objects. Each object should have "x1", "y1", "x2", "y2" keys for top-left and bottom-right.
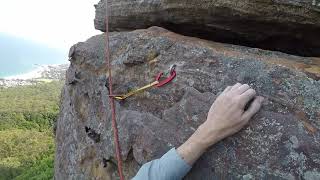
[{"x1": 0, "y1": 0, "x2": 100, "y2": 51}]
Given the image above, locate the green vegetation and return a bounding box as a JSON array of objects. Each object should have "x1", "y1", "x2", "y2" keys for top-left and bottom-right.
[{"x1": 0, "y1": 81, "x2": 63, "y2": 180}]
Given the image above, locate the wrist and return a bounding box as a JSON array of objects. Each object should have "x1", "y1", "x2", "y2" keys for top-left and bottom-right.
[
  {"x1": 177, "y1": 134, "x2": 207, "y2": 165},
  {"x1": 176, "y1": 125, "x2": 211, "y2": 165},
  {"x1": 195, "y1": 122, "x2": 221, "y2": 148},
  {"x1": 186, "y1": 130, "x2": 209, "y2": 153},
  {"x1": 176, "y1": 122, "x2": 221, "y2": 165}
]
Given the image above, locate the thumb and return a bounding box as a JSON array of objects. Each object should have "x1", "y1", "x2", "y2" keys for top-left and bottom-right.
[{"x1": 242, "y1": 96, "x2": 264, "y2": 121}]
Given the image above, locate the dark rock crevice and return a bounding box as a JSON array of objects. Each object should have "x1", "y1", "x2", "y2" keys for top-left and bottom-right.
[
  {"x1": 160, "y1": 21, "x2": 320, "y2": 57},
  {"x1": 85, "y1": 126, "x2": 101, "y2": 143}
]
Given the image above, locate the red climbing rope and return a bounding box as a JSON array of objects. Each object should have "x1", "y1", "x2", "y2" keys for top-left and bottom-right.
[{"x1": 105, "y1": 2, "x2": 125, "y2": 180}]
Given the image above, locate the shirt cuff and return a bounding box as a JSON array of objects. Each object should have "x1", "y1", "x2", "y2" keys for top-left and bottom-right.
[{"x1": 160, "y1": 148, "x2": 192, "y2": 178}]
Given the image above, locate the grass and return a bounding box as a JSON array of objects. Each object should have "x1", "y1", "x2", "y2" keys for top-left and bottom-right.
[{"x1": 0, "y1": 81, "x2": 63, "y2": 180}]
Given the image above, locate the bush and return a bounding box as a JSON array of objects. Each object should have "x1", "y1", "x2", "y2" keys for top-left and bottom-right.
[
  {"x1": 0, "y1": 81, "x2": 63, "y2": 180},
  {"x1": 14, "y1": 154, "x2": 54, "y2": 180},
  {"x1": 0, "y1": 81, "x2": 63, "y2": 131},
  {"x1": 0, "y1": 129, "x2": 54, "y2": 180}
]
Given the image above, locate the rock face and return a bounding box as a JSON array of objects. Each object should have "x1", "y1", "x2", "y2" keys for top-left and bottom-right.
[
  {"x1": 95, "y1": 0, "x2": 320, "y2": 56},
  {"x1": 55, "y1": 27, "x2": 320, "y2": 179}
]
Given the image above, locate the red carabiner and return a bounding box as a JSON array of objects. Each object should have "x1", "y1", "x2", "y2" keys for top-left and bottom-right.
[{"x1": 155, "y1": 65, "x2": 177, "y2": 87}]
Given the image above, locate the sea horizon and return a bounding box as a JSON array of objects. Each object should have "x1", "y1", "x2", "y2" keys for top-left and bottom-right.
[{"x1": 0, "y1": 63, "x2": 69, "y2": 80}]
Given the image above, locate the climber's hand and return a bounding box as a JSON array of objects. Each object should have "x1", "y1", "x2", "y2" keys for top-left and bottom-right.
[
  {"x1": 177, "y1": 83, "x2": 264, "y2": 165},
  {"x1": 200, "y1": 83, "x2": 264, "y2": 146}
]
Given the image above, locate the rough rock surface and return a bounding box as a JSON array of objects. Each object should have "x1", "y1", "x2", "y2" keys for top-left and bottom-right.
[
  {"x1": 95, "y1": 0, "x2": 320, "y2": 56},
  {"x1": 55, "y1": 27, "x2": 320, "y2": 179}
]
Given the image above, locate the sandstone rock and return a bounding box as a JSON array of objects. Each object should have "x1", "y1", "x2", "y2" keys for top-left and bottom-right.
[
  {"x1": 95, "y1": 0, "x2": 320, "y2": 56},
  {"x1": 55, "y1": 27, "x2": 320, "y2": 179}
]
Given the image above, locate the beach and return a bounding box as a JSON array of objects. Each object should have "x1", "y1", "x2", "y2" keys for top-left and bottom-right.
[
  {"x1": 3, "y1": 64, "x2": 69, "y2": 80},
  {"x1": 0, "y1": 64, "x2": 68, "y2": 87}
]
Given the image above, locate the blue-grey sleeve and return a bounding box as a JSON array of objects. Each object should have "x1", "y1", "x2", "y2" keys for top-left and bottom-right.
[{"x1": 132, "y1": 148, "x2": 192, "y2": 180}]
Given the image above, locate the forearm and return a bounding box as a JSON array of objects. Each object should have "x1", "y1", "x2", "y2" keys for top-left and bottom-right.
[
  {"x1": 132, "y1": 148, "x2": 191, "y2": 180},
  {"x1": 177, "y1": 123, "x2": 220, "y2": 165},
  {"x1": 132, "y1": 125, "x2": 213, "y2": 180}
]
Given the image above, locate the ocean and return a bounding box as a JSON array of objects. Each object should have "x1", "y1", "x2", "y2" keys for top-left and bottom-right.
[
  {"x1": 0, "y1": 33, "x2": 68, "y2": 78},
  {"x1": 0, "y1": 58, "x2": 68, "y2": 78}
]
